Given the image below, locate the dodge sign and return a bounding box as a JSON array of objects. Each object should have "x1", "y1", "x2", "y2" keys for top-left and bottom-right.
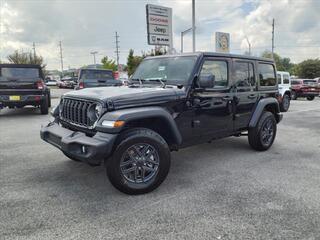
[{"x1": 146, "y1": 4, "x2": 172, "y2": 47}]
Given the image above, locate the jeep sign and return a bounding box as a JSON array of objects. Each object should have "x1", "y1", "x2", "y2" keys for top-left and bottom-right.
[{"x1": 146, "y1": 4, "x2": 172, "y2": 47}]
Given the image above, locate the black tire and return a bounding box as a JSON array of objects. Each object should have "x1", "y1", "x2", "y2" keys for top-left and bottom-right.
[
  {"x1": 248, "y1": 111, "x2": 277, "y2": 151},
  {"x1": 106, "y1": 128, "x2": 171, "y2": 195},
  {"x1": 40, "y1": 95, "x2": 49, "y2": 115},
  {"x1": 306, "y1": 96, "x2": 315, "y2": 101},
  {"x1": 291, "y1": 91, "x2": 297, "y2": 100},
  {"x1": 48, "y1": 92, "x2": 52, "y2": 108},
  {"x1": 63, "y1": 151, "x2": 80, "y2": 162},
  {"x1": 280, "y1": 94, "x2": 290, "y2": 112}
]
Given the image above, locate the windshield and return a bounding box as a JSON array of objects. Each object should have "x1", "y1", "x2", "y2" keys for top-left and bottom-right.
[
  {"x1": 0, "y1": 67, "x2": 40, "y2": 80},
  {"x1": 80, "y1": 69, "x2": 114, "y2": 82},
  {"x1": 303, "y1": 80, "x2": 317, "y2": 85},
  {"x1": 131, "y1": 56, "x2": 197, "y2": 85}
]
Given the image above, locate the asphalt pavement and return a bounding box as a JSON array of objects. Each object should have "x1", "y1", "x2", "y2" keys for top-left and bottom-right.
[{"x1": 1, "y1": 89, "x2": 320, "y2": 240}]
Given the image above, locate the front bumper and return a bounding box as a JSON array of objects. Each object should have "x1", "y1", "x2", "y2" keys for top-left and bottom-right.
[{"x1": 40, "y1": 122, "x2": 117, "y2": 165}]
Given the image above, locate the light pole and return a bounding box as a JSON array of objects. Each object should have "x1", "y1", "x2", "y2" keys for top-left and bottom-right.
[
  {"x1": 90, "y1": 51, "x2": 98, "y2": 68},
  {"x1": 181, "y1": 28, "x2": 193, "y2": 53},
  {"x1": 192, "y1": 0, "x2": 196, "y2": 52},
  {"x1": 245, "y1": 36, "x2": 251, "y2": 56}
]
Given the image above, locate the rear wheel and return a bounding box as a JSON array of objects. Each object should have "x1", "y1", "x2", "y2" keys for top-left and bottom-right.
[
  {"x1": 291, "y1": 91, "x2": 297, "y2": 100},
  {"x1": 280, "y1": 94, "x2": 290, "y2": 112},
  {"x1": 40, "y1": 95, "x2": 49, "y2": 115},
  {"x1": 248, "y1": 111, "x2": 277, "y2": 151},
  {"x1": 48, "y1": 92, "x2": 52, "y2": 108},
  {"x1": 106, "y1": 128, "x2": 171, "y2": 195},
  {"x1": 307, "y1": 96, "x2": 315, "y2": 101}
]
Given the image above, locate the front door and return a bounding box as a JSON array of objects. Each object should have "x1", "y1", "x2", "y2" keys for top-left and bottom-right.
[{"x1": 192, "y1": 58, "x2": 234, "y2": 141}]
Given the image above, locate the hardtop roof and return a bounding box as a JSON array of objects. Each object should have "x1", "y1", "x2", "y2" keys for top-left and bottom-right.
[{"x1": 0, "y1": 63, "x2": 42, "y2": 69}]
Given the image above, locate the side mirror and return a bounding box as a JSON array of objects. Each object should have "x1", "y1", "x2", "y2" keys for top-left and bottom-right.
[{"x1": 199, "y1": 74, "x2": 215, "y2": 88}]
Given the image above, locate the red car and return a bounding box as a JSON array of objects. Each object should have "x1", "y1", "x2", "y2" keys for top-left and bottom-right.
[{"x1": 291, "y1": 79, "x2": 320, "y2": 101}]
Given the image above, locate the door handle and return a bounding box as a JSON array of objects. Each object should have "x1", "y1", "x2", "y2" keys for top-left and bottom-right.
[
  {"x1": 222, "y1": 96, "x2": 232, "y2": 101},
  {"x1": 248, "y1": 94, "x2": 257, "y2": 99}
]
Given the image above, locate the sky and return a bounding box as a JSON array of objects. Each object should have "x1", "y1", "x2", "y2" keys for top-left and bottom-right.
[{"x1": 0, "y1": 0, "x2": 319, "y2": 70}]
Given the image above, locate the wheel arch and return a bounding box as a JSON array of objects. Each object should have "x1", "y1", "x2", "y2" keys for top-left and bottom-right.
[
  {"x1": 249, "y1": 98, "x2": 282, "y2": 128},
  {"x1": 96, "y1": 106, "x2": 182, "y2": 147}
]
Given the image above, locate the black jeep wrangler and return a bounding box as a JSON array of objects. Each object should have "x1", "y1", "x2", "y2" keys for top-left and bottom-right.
[
  {"x1": 41, "y1": 52, "x2": 282, "y2": 194},
  {"x1": 0, "y1": 64, "x2": 51, "y2": 114}
]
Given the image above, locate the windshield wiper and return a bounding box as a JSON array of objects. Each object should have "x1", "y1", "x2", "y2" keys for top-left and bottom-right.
[
  {"x1": 147, "y1": 79, "x2": 166, "y2": 88},
  {"x1": 130, "y1": 78, "x2": 146, "y2": 87}
]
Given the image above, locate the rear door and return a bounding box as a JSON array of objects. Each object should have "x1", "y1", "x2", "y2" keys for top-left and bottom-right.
[{"x1": 232, "y1": 59, "x2": 258, "y2": 130}]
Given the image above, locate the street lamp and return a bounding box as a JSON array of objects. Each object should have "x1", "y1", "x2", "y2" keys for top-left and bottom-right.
[
  {"x1": 90, "y1": 51, "x2": 98, "y2": 68},
  {"x1": 181, "y1": 28, "x2": 193, "y2": 53}
]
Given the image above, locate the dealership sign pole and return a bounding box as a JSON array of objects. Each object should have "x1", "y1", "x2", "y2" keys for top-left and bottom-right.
[{"x1": 146, "y1": 4, "x2": 173, "y2": 53}]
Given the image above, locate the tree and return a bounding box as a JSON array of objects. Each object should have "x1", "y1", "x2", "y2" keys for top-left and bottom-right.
[
  {"x1": 295, "y1": 59, "x2": 320, "y2": 78},
  {"x1": 101, "y1": 56, "x2": 117, "y2": 71},
  {"x1": 7, "y1": 50, "x2": 46, "y2": 69},
  {"x1": 261, "y1": 50, "x2": 295, "y2": 73},
  {"x1": 127, "y1": 49, "x2": 143, "y2": 76}
]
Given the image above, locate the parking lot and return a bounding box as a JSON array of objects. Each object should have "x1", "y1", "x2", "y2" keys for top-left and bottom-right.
[{"x1": 1, "y1": 89, "x2": 320, "y2": 240}]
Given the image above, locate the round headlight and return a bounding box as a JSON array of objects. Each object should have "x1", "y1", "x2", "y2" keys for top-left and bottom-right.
[{"x1": 95, "y1": 103, "x2": 103, "y2": 118}]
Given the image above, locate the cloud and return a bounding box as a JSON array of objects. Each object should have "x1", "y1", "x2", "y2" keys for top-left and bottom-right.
[{"x1": 1, "y1": 0, "x2": 319, "y2": 69}]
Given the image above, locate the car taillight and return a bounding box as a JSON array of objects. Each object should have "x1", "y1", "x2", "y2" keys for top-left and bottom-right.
[
  {"x1": 79, "y1": 82, "x2": 84, "y2": 89},
  {"x1": 37, "y1": 80, "x2": 45, "y2": 90}
]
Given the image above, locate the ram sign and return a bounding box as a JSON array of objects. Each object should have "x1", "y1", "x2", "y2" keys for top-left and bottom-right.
[{"x1": 146, "y1": 4, "x2": 172, "y2": 47}]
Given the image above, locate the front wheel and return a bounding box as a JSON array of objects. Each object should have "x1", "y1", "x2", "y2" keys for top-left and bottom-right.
[
  {"x1": 307, "y1": 96, "x2": 315, "y2": 101},
  {"x1": 248, "y1": 111, "x2": 277, "y2": 151},
  {"x1": 106, "y1": 128, "x2": 171, "y2": 195}
]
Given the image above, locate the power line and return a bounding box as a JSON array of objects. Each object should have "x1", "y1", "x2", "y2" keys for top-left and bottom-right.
[
  {"x1": 115, "y1": 31, "x2": 120, "y2": 70},
  {"x1": 59, "y1": 41, "x2": 64, "y2": 77}
]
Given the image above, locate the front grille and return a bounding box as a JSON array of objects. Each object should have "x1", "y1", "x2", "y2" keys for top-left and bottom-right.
[{"x1": 60, "y1": 98, "x2": 96, "y2": 128}]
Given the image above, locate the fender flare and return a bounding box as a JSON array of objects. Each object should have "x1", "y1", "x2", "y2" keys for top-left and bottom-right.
[
  {"x1": 96, "y1": 106, "x2": 182, "y2": 145},
  {"x1": 249, "y1": 98, "x2": 281, "y2": 128}
]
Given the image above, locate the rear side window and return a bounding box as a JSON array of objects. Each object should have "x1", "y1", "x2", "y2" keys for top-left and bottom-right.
[
  {"x1": 283, "y1": 74, "x2": 290, "y2": 84},
  {"x1": 234, "y1": 62, "x2": 255, "y2": 88},
  {"x1": 258, "y1": 63, "x2": 276, "y2": 86}
]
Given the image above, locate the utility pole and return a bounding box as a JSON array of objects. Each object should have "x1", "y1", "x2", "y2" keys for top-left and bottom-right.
[
  {"x1": 115, "y1": 31, "x2": 120, "y2": 71},
  {"x1": 192, "y1": 0, "x2": 196, "y2": 52},
  {"x1": 59, "y1": 41, "x2": 64, "y2": 78},
  {"x1": 245, "y1": 36, "x2": 251, "y2": 56},
  {"x1": 181, "y1": 28, "x2": 192, "y2": 53},
  {"x1": 90, "y1": 51, "x2": 98, "y2": 68},
  {"x1": 32, "y1": 42, "x2": 36, "y2": 59},
  {"x1": 272, "y1": 18, "x2": 275, "y2": 59}
]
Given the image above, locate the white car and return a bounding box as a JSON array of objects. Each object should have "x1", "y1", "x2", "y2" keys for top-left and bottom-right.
[{"x1": 277, "y1": 71, "x2": 292, "y2": 112}]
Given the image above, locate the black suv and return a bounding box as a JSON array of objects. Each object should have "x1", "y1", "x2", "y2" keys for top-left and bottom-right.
[
  {"x1": 41, "y1": 52, "x2": 282, "y2": 194},
  {"x1": 0, "y1": 64, "x2": 51, "y2": 114},
  {"x1": 75, "y1": 68, "x2": 122, "y2": 89}
]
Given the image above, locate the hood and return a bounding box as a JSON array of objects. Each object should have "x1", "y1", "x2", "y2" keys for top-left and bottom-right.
[{"x1": 64, "y1": 85, "x2": 185, "y2": 109}]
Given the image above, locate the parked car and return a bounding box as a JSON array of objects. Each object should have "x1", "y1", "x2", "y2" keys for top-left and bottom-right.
[
  {"x1": 75, "y1": 68, "x2": 122, "y2": 89},
  {"x1": 57, "y1": 77, "x2": 77, "y2": 89},
  {"x1": 314, "y1": 77, "x2": 320, "y2": 87},
  {"x1": 41, "y1": 52, "x2": 282, "y2": 194},
  {"x1": 0, "y1": 64, "x2": 51, "y2": 114},
  {"x1": 45, "y1": 78, "x2": 58, "y2": 87},
  {"x1": 291, "y1": 79, "x2": 320, "y2": 100},
  {"x1": 277, "y1": 71, "x2": 292, "y2": 112}
]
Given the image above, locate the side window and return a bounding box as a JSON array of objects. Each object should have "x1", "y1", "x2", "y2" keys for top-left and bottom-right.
[
  {"x1": 277, "y1": 74, "x2": 282, "y2": 84},
  {"x1": 234, "y1": 62, "x2": 255, "y2": 88},
  {"x1": 200, "y1": 60, "x2": 228, "y2": 88},
  {"x1": 258, "y1": 63, "x2": 276, "y2": 86},
  {"x1": 283, "y1": 74, "x2": 290, "y2": 84}
]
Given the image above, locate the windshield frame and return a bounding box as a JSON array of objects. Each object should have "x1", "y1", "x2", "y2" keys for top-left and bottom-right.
[{"x1": 130, "y1": 55, "x2": 199, "y2": 86}]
